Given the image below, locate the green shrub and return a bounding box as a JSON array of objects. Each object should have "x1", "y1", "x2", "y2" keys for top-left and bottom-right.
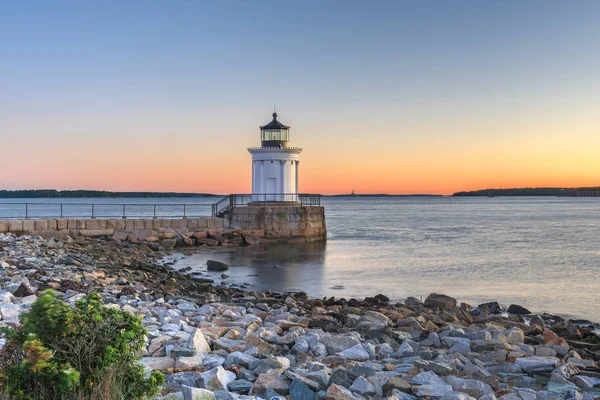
[{"x1": 0, "y1": 290, "x2": 164, "y2": 400}]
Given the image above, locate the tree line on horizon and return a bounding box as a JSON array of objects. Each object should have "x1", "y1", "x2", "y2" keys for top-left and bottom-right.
[
  {"x1": 453, "y1": 187, "x2": 600, "y2": 196},
  {"x1": 0, "y1": 189, "x2": 216, "y2": 198}
]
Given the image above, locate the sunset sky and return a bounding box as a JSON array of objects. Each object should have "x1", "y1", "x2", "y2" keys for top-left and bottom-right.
[{"x1": 2, "y1": 1, "x2": 599, "y2": 195}]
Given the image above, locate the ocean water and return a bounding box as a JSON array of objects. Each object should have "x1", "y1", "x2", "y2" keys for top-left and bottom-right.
[
  {"x1": 2, "y1": 196, "x2": 599, "y2": 321},
  {"x1": 171, "y1": 196, "x2": 600, "y2": 322}
]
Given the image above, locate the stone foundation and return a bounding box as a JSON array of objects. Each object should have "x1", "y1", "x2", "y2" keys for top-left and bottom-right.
[
  {"x1": 229, "y1": 205, "x2": 326, "y2": 242},
  {"x1": 0, "y1": 217, "x2": 229, "y2": 239}
]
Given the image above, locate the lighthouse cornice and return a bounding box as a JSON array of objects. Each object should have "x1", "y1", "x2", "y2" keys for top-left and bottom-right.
[{"x1": 248, "y1": 146, "x2": 302, "y2": 154}]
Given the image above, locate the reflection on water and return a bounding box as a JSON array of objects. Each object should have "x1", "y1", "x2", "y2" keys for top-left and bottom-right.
[{"x1": 175, "y1": 241, "x2": 329, "y2": 295}]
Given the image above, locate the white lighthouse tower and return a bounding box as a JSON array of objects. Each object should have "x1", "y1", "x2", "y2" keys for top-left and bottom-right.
[{"x1": 248, "y1": 112, "x2": 302, "y2": 202}]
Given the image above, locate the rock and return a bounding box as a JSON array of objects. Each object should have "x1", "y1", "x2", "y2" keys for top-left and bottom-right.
[
  {"x1": 328, "y1": 368, "x2": 356, "y2": 388},
  {"x1": 572, "y1": 375, "x2": 600, "y2": 390},
  {"x1": 424, "y1": 293, "x2": 457, "y2": 310},
  {"x1": 507, "y1": 304, "x2": 531, "y2": 314},
  {"x1": 514, "y1": 357, "x2": 558, "y2": 374},
  {"x1": 446, "y1": 377, "x2": 494, "y2": 398},
  {"x1": 324, "y1": 384, "x2": 362, "y2": 400},
  {"x1": 182, "y1": 386, "x2": 217, "y2": 400},
  {"x1": 414, "y1": 360, "x2": 453, "y2": 375},
  {"x1": 170, "y1": 347, "x2": 197, "y2": 358},
  {"x1": 415, "y1": 384, "x2": 454, "y2": 398},
  {"x1": 412, "y1": 371, "x2": 447, "y2": 386},
  {"x1": 440, "y1": 393, "x2": 477, "y2": 400},
  {"x1": 244, "y1": 235, "x2": 260, "y2": 245},
  {"x1": 0, "y1": 304, "x2": 20, "y2": 322},
  {"x1": 337, "y1": 344, "x2": 370, "y2": 361},
  {"x1": 477, "y1": 301, "x2": 502, "y2": 314},
  {"x1": 207, "y1": 260, "x2": 229, "y2": 271},
  {"x1": 228, "y1": 379, "x2": 254, "y2": 393},
  {"x1": 289, "y1": 378, "x2": 317, "y2": 400},
  {"x1": 224, "y1": 351, "x2": 258, "y2": 368},
  {"x1": 165, "y1": 371, "x2": 203, "y2": 391},
  {"x1": 383, "y1": 376, "x2": 412, "y2": 395},
  {"x1": 449, "y1": 341, "x2": 470, "y2": 355},
  {"x1": 389, "y1": 389, "x2": 418, "y2": 400},
  {"x1": 187, "y1": 328, "x2": 211, "y2": 354},
  {"x1": 12, "y1": 282, "x2": 34, "y2": 298},
  {"x1": 250, "y1": 370, "x2": 291, "y2": 396},
  {"x1": 322, "y1": 335, "x2": 361, "y2": 354},
  {"x1": 349, "y1": 376, "x2": 375, "y2": 395},
  {"x1": 139, "y1": 356, "x2": 175, "y2": 371},
  {"x1": 506, "y1": 328, "x2": 525, "y2": 345},
  {"x1": 175, "y1": 354, "x2": 205, "y2": 369},
  {"x1": 199, "y1": 366, "x2": 236, "y2": 391},
  {"x1": 253, "y1": 357, "x2": 290, "y2": 375}
]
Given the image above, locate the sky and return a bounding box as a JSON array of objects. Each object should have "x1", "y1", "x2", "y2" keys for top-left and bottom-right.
[{"x1": 1, "y1": 1, "x2": 599, "y2": 195}]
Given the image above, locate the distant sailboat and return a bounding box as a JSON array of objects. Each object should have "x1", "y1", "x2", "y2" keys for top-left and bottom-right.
[{"x1": 350, "y1": 189, "x2": 356, "y2": 197}]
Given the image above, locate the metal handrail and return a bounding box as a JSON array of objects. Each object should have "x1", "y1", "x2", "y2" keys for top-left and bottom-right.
[
  {"x1": 212, "y1": 194, "x2": 321, "y2": 216},
  {"x1": 0, "y1": 202, "x2": 213, "y2": 220}
]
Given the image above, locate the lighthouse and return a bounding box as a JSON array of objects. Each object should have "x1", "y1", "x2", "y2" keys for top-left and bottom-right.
[{"x1": 248, "y1": 112, "x2": 302, "y2": 202}]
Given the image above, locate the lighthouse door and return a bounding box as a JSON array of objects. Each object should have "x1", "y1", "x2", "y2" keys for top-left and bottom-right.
[{"x1": 266, "y1": 178, "x2": 277, "y2": 201}]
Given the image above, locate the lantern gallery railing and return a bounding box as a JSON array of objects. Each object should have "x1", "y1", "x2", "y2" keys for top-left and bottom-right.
[
  {"x1": 0, "y1": 203, "x2": 214, "y2": 219},
  {"x1": 211, "y1": 193, "x2": 321, "y2": 216}
]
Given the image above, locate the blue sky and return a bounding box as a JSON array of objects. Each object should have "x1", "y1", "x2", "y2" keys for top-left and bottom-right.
[{"x1": 1, "y1": 1, "x2": 599, "y2": 193}]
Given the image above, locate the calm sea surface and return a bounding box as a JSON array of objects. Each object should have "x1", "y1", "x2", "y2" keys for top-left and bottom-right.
[{"x1": 2, "y1": 196, "x2": 599, "y2": 321}]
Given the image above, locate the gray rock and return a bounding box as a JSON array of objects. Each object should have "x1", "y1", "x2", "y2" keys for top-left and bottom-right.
[
  {"x1": 415, "y1": 383, "x2": 454, "y2": 398},
  {"x1": 440, "y1": 392, "x2": 477, "y2": 400},
  {"x1": 508, "y1": 304, "x2": 531, "y2": 315},
  {"x1": 289, "y1": 378, "x2": 317, "y2": 400},
  {"x1": 186, "y1": 328, "x2": 211, "y2": 354},
  {"x1": 322, "y1": 335, "x2": 361, "y2": 355},
  {"x1": 207, "y1": 260, "x2": 229, "y2": 271},
  {"x1": 224, "y1": 351, "x2": 258, "y2": 368},
  {"x1": 383, "y1": 376, "x2": 412, "y2": 395},
  {"x1": 324, "y1": 384, "x2": 363, "y2": 400},
  {"x1": 349, "y1": 376, "x2": 375, "y2": 395},
  {"x1": 389, "y1": 389, "x2": 417, "y2": 400},
  {"x1": 228, "y1": 379, "x2": 254, "y2": 393},
  {"x1": 424, "y1": 293, "x2": 457, "y2": 310},
  {"x1": 514, "y1": 357, "x2": 558, "y2": 374},
  {"x1": 337, "y1": 344, "x2": 370, "y2": 361},
  {"x1": 171, "y1": 347, "x2": 197, "y2": 358},
  {"x1": 572, "y1": 375, "x2": 600, "y2": 390},
  {"x1": 253, "y1": 357, "x2": 290, "y2": 375},
  {"x1": 449, "y1": 341, "x2": 470, "y2": 355},
  {"x1": 411, "y1": 371, "x2": 447, "y2": 386},
  {"x1": 199, "y1": 366, "x2": 236, "y2": 391},
  {"x1": 414, "y1": 360, "x2": 453, "y2": 375},
  {"x1": 182, "y1": 385, "x2": 217, "y2": 400},
  {"x1": 164, "y1": 371, "x2": 203, "y2": 391}
]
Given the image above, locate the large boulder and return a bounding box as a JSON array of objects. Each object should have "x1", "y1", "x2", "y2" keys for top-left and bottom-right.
[
  {"x1": 508, "y1": 304, "x2": 531, "y2": 315},
  {"x1": 198, "y1": 366, "x2": 236, "y2": 391},
  {"x1": 207, "y1": 260, "x2": 229, "y2": 271},
  {"x1": 182, "y1": 386, "x2": 217, "y2": 400},
  {"x1": 424, "y1": 293, "x2": 457, "y2": 310}
]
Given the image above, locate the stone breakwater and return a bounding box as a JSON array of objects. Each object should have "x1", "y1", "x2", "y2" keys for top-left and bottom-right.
[
  {"x1": 0, "y1": 209, "x2": 326, "y2": 244},
  {"x1": 0, "y1": 233, "x2": 600, "y2": 400}
]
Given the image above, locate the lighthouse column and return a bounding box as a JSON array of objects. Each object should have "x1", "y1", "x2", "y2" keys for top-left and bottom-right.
[{"x1": 295, "y1": 161, "x2": 299, "y2": 195}]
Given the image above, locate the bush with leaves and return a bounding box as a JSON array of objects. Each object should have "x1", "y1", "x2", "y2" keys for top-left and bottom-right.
[{"x1": 0, "y1": 290, "x2": 164, "y2": 400}]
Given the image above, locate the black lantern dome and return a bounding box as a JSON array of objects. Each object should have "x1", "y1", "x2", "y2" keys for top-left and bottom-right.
[{"x1": 260, "y1": 112, "x2": 290, "y2": 148}]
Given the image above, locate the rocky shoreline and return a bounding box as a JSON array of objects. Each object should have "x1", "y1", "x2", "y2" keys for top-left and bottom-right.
[{"x1": 1, "y1": 233, "x2": 600, "y2": 400}]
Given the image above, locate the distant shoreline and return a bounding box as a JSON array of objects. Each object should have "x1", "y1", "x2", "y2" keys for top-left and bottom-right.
[
  {"x1": 1, "y1": 187, "x2": 598, "y2": 198},
  {"x1": 0, "y1": 190, "x2": 219, "y2": 199}
]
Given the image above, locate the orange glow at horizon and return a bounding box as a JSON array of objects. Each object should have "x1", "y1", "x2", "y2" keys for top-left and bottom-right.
[{"x1": 3, "y1": 106, "x2": 599, "y2": 196}]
